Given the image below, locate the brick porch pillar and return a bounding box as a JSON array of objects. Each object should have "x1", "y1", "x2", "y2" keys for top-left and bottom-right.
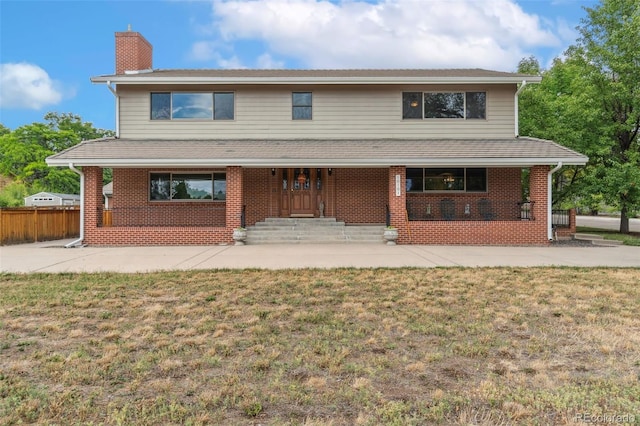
[
  {"x1": 388, "y1": 166, "x2": 408, "y2": 244},
  {"x1": 529, "y1": 165, "x2": 550, "y2": 243},
  {"x1": 226, "y1": 166, "x2": 243, "y2": 230},
  {"x1": 83, "y1": 167, "x2": 103, "y2": 243}
]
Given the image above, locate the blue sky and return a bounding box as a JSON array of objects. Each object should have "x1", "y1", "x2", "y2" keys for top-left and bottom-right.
[{"x1": 0, "y1": 0, "x2": 598, "y2": 132}]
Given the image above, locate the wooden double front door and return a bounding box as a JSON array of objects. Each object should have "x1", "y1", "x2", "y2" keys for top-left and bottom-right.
[{"x1": 280, "y1": 168, "x2": 323, "y2": 217}]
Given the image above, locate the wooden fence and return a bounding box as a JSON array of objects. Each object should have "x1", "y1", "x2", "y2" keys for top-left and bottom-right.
[
  {"x1": 103, "y1": 209, "x2": 112, "y2": 227},
  {"x1": 0, "y1": 207, "x2": 80, "y2": 245}
]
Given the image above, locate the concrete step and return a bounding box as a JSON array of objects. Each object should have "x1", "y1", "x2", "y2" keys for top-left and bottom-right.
[
  {"x1": 262, "y1": 218, "x2": 340, "y2": 224},
  {"x1": 574, "y1": 233, "x2": 604, "y2": 240},
  {"x1": 246, "y1": 219, "x2": 384, "y2": 244},
  {"x1": 574, "y1": 233, "x2": 623, "y2": 246}
]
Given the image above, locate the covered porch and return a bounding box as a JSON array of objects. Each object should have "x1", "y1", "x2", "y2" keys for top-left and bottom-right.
[{"x1": 46, "y1": 137, "x2": 587, "y2": 246}]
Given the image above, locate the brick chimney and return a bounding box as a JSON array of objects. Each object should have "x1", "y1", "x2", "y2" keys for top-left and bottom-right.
[{"x1": 115, "y1": 25, "x2": 152, "y2": 74}]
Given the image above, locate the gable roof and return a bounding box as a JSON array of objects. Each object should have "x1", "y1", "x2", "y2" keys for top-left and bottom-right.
[
  {"x1": 103, "y1": 181, "x2": 113, "y2": 196},
  {"x1": 47, "y1": 137, "x2": 587, "y2": 168},
  {"x1": 25, "y1": 192, "x2": 80, "y2": 200},
  {"x1": 92, "y1": 68, "x2": 541, "y2": 85}
]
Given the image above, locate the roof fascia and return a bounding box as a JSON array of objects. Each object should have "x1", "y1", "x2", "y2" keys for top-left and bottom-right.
[
  {"x1": 91, "y1": 75, "x2": 542, "y2": 85},
  {"x1": 46, "y1": 156, "x2": 586, "y2": 168}
]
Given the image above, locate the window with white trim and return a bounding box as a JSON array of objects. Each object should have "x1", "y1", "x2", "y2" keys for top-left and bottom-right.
[
  {"x1": 150, "y1": 172, "x2": 226, "y2": 201},
  {"x1": 402, "y1": 92, "x2": 486, "y2": 119},
  {"x1": 150, "y1": 92, "x2": 234, "y2": 120},
  {"x1": 406, "y1": 168, "x2": 487, "y2": 192},
  {"x1": 292, "y1": 92, "x2": 312, "y2": 120}
]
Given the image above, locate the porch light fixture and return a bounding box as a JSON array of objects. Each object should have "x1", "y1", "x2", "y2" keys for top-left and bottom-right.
[
  {"x1": 328, "y1": 168, "x2": 332, "y2": 176},
  {"x1": 271, "y1": 168, "x2": 276, "y2": 176}
]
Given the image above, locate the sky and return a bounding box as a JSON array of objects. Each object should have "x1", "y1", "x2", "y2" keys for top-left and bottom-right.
[{"x1": 0, "y1": 0, "x2": 599, "y2": 131}]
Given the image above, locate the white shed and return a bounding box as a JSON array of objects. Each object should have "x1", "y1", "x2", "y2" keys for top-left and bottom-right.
[
  {"x1": 24, "y1": 192, "x2": 80, "y2": 207},
  {"x1": 103, "y1": 182, "x2": 113, "y2": 209}
]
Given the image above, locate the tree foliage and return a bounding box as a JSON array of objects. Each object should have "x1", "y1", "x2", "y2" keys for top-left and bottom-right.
[
  {"x1": 0, "y1": 113, "x2": 114, "y2": 206},
  {"x1": 519, "y1": 0, "x2": 640, "y2": 233}
]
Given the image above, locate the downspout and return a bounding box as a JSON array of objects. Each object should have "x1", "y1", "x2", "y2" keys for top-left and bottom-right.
[
  {"x1": 548, "y1": 162, "x2": 562, "y2": 240},
  {"x1": 65, "y1": 164, "x2": 85, "y2": 248},
  {"x1": 106, "y1": 81, "x2": 119, "y2": 138},
  {"x1": 514, "y1": 80, "x2": 527, "y2": 137}
]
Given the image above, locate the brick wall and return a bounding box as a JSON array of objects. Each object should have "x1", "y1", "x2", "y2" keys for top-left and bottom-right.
[
  {"x1": 82, "y1": 165, "x2": 551, "y2": 246},
  {"x1": 388, "y1": 166, "x2": 408, "y2": 240},
  {"x1": 556, "y1": 208, "x2": 577, "y2": 238},
  {"x1": 84, "y1": 167, "x2": 230, "y2": 245},
  {"x1": 336, "y1": 168, "x2": 387, "y2": 223},
  {"x1": 115, "y1": 31, "x2": 152, "y2": 75},
  {"x1": 390, "y1": 166, "x2": 550, "y2": 245},
  {"x1": 225, "y1": 166, "x2": 243, "y2": 230},
  {"x1": 243, "y1": 168, "x2": 271, "y2": 226}
]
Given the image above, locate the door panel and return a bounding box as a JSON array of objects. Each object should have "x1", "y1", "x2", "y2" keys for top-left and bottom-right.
[
  {"x1": 280, "y1": 169, "x2": 290, "y2": 216},
  {"x1": 291, "y1": 168, "x2": 314, "y2": 216},
  {"x1": 279, "y1": 168, "x2": 323, "y2": 217}
]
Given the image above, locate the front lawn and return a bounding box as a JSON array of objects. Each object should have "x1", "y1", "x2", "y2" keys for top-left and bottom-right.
[{"x1": 1, "y1": 268, "x2": 639, "y2": 425}]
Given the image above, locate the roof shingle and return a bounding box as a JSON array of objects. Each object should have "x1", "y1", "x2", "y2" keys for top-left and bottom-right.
[{"x1": 47, "y1": 138, "x2": 588, "y2": 167}]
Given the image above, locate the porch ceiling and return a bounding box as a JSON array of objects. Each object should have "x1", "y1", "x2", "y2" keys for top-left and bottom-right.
[{"x1": 46, "y1": 137, "x2": 588, "y2": 168}]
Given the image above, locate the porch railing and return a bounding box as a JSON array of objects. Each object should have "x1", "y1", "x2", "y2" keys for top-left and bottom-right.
[
  {"x1": 99, "y1": 205, "x2": 226, "y2": 227},
  {"x1": 552, "y1": 209, "x2": 570, "y2": 228},
  {"x1": 407, "y1": 199, "x2": 535, "y2": 221}
]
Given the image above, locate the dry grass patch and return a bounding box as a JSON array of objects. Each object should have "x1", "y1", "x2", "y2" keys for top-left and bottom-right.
[{"x1": 1, "y1": 268, "x2": 639, "y2": 425}]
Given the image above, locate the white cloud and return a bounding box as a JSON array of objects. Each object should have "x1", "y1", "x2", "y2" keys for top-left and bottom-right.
[
  {"x1": 205, "y1": 0, "x2": 561, "y2": 70},
  {"x1": 190, "y1": 41, "x2": 218, "y2": 61},
  {"x1": 256, "y1": 53, "x2": 285, "y2": 69},
  {"x1": 0, "y1": 63, "x2": 64, "y2": 109}
]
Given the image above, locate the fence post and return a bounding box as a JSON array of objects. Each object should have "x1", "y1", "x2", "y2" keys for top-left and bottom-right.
[
  {"x1": 34, "y1": 208, "x2": 38, "y2": 243},
  {"x1": 62, "y1": 208, "x2": 65, "y2": 237}
]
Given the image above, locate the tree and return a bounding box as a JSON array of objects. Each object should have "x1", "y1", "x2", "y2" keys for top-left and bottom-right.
[
  {"x1": 0, "y1": 113, "x2": 114, "y2": 197},
  {"x1": 575, "y1": 0, "x2": 640, "y2": 233},
  {"x1": 519, "y1": 0, "x2": 640, "y2": 233}
]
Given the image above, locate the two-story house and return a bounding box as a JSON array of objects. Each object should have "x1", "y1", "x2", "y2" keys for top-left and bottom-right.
[{"x1": 47, "y1": 30, "x2": 587, "y2": 246}]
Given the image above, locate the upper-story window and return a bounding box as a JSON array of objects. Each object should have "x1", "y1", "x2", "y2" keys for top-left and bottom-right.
[
  {"x1": 292, "y1": 92, "x2": 312, "y2": 120},
  {"x1": 150, "y1": 92, "x2": 234, "y2": 120},
  {"x1": 402, "y1": 92, "x2": 486, "y2": 120}
]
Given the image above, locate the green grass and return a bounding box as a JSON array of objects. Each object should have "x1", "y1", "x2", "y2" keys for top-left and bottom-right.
[
  {"x1": 1, "y1": 268, "x2": 639, "y2": 425},
  {"x1": 577, "y1": 226, "x2": 640, "y2": 246}
]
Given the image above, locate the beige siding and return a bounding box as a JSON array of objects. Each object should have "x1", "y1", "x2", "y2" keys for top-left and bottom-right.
[{"x1": 118, "y1": 84, "x2": 516, "y2": 139}]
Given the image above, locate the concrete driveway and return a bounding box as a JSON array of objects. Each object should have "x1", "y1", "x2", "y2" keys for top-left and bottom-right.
[{"x1": 1, "y1": 239, "x2": 639, "y2": 273}]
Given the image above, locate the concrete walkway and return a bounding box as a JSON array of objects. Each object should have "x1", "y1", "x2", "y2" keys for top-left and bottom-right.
[{"x1": 1, "y1": 239, "x2": 639, "y2": 273}]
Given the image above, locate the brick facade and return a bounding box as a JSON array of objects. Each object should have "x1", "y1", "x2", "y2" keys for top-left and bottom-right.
[
  {"x1": 336, "y1": 168, "x2": 387, "y2": 224},
  {"x1": 555, "y1": 208, "x2": 577, "y2": 238},
  {"x1": 84, "y1": 167, "x2": 232, "y2": 245},
  {"x1": 388, "y1": 166, "x2": 550, "y2": 245},
  {"x1": 83, "y1": 165, "x2": 552, "y2": 246},
  {"x1": 115, "y1": 31, "x2": 152, "y2": 75}
]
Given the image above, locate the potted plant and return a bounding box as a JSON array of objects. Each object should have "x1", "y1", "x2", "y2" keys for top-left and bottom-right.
[
  {"x1": 232, "y1": 227, "x2": 247, "y2": 245},
  {"x1": 383, "y1": 226, "x2": 398, "y2": 245}
]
